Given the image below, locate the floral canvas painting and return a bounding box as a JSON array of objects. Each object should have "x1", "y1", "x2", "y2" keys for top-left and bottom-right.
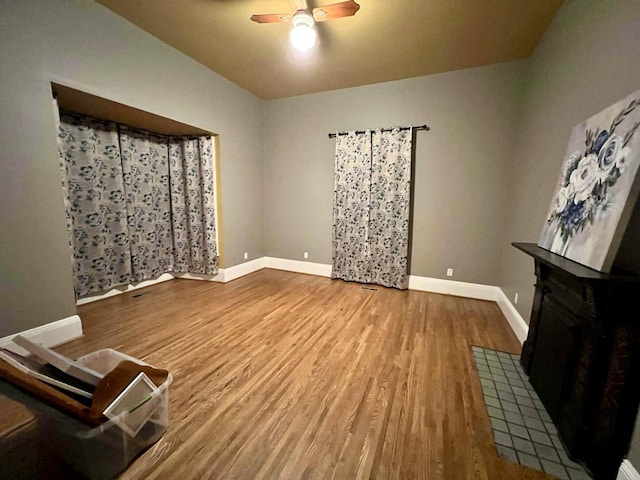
[{"x1": 538, "y1": 89, "x2": 640, "y2": 272}]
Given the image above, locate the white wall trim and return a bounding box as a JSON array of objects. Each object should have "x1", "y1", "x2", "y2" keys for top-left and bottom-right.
[
  {"x1": 220, "y1": 257, "x2": 267, "y2": 282},
  {"x1": 176, "y1": 258, "x2": 267, "y2": 283},
  {"x1": 408, "y1": 275, "x2": 500, "y2": 301},
  {"x1": 175, "y1": 271, "x2": 226, "y2": 283},
  {"x1": 264, "y1": 257, "x2": 332, "y2": 277},
  {"x1": 495, "y1": 288, "x2": 529, "y2": 344},
  {"x1": 77, "y1": 272, "x2": 175, "y2": 305},
  {"x1": 0, "y1": 315, "x2": 83, "y2": 356},
  {"x1": 618, "y1": 460, "x2": 640, "y2": 480}
]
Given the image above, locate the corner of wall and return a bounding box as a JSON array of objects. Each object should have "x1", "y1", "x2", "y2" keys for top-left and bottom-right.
[{"x1": 495, "y1": 289, "x2": 529, "y2": 344}]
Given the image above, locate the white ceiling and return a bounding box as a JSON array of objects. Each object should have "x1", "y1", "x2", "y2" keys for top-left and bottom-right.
[{"x1": 96, "y1": 0, "x2": 565, "y2": 100}]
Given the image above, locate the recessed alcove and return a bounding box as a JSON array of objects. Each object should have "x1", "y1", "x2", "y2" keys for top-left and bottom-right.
[{"x1": 51, "y1": 82, "x2": 225, "y2": 303}]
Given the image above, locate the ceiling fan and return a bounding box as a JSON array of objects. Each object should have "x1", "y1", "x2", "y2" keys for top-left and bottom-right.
[{"x1": 250, "y1": 0, "x2": 361, "y2": 52}]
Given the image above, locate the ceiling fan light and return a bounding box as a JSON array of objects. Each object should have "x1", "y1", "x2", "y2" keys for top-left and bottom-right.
[{"x1": 290, "y1": 24, "x2": 317, "y2": 51}]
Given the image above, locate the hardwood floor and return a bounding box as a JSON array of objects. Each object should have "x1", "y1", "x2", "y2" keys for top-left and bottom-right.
[{"x1": 52, "y1": 269, "x2": 553, "y2": 479}]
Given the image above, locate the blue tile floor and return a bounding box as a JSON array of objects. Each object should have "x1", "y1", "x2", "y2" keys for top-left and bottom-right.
[{"x1": 471, "y1": 346, "x2": 592, "y2": 480}]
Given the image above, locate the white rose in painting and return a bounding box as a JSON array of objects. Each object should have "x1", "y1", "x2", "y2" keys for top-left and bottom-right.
[
  {"x1": 562, "y1": 151, "x2": 582, "y2": 186},
  {"x1": 553, "y1": 186, "x2": 571, "y2": 214},
  {"x1": 570, "y1": 154, "x2": 599, "y2": 202}
]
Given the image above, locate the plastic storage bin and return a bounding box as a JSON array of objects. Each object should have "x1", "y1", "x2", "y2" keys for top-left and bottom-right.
[{"x1": 2, "y1": 348, "x2": 173, "y2": 480}]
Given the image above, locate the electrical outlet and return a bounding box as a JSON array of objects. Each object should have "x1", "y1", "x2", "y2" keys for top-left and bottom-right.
[
  {"x1": 514, "y1": 293, "x2": 519, "y2": 304},
  {"x1": 304, "y1": 252, "x2": 309, "y2": 259},
  {"x1": 243, "y1": 252, "x2": 248, "y2": 260},
  {"x1": 446, "y1": 268, "x2": 453, "y2": 277}
]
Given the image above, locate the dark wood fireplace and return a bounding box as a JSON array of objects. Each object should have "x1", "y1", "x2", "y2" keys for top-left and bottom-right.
[{"x1": 514, "y1": 242, "x2": 640, "y2": 480}]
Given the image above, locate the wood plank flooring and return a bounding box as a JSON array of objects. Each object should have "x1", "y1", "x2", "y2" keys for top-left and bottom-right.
[{"x1": 53, "y1": 269, "x2": 553, "y2": 479}]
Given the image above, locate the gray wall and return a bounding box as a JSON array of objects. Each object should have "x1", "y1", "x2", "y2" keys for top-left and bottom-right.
[
  {"x1": 263, "y1": 62, "x2": 525, "y2": 286},
  {"x1": 0, "y1": 0, "x2": 264, "y2": 337},
  {"x1": 495, "y1": 0, "x2": 640, "y2": 465}
]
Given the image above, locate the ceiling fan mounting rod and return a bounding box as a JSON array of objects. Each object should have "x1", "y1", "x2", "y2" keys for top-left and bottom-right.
[{"x1": 293, "y1": 0, "x2": 308, "y2": 10}]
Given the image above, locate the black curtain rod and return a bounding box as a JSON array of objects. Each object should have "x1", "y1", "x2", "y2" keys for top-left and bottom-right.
[{"x1": 328, "y1": 124, "x2": 429, "y2": 138}]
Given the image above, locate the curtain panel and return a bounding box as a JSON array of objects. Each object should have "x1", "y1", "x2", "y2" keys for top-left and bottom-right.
[
  {"x1": 119, "y1": 126, "x2": 174, "y2": 282},
  {"x1": 169, "y1": 137, "x2": 219, "y2": 275},
  {"x1": 58, "y1": 113, "x2": 132, "y2": 297},
  {"x1": 369, "y1": 129, "x2": 413, "y2": 288},
  {"x1": 331, "y1": 128, "x2": 413, "y2": 289},
  {"x1": 57, "y1": 112, "x2": 218, "y2": 298},
  {"x1": 331, "y1": 131, "x2": 373, "y2": 284}
]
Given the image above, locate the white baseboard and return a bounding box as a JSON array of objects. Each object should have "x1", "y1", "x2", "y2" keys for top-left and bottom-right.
[
  {"x1": 264, "y1": 257, "x2": 332, "y2": 277},
  {"x1": 176, "y1": 271, "x2": 226, "y2": 283},
  {"x1": 0, "y1": 315, "x2": 83, "y2": 355},
  {"x1": 77, "y1": 273, "x2": 175, "y2": 305},
  {"x1": 495, "y1": 288, "x2": 529, "y2": 344},
  {"x1": 408, "y1": 275, "x2": 500, "y2": 301},
  {"x1": 618, "y1": 460, "x2": 640, "y2": 480},
  {"x1": 176, "y1": 259, "x2": 267, "y2": 283},
  {"x1": 223, "y1": 257, "x2": 268, "y2": 282}
]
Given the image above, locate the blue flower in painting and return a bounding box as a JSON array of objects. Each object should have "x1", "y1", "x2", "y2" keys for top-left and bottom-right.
[
  {"x1": 558, "y1": 200, "x2": 586, "y2": 238},
  {"x1": 591, "y1": 130, "x2": 610, "y2": 154},
  {"x1": 598, "y1": 134, "x2": 624, "y2": 172}
]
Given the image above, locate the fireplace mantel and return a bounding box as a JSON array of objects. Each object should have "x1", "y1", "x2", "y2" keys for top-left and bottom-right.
[{"x1": 513, "y1": 242, "x2": 640, "y2": 480}]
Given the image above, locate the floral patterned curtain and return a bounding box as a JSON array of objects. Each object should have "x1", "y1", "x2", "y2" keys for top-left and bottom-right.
[
  {"x1": 119, "y1": 126, "x2": 174, "y2": 281},
  {"x1": 369, "y1": 128, "x2": 413, "y2": 288},
  {"x1": 169, "y1": 137, "x2": 219, "y2": 275},
  {"x1": 53, "y1": 99, "x2": 75, "y2": 273},
  {"x1": 58, "y1": 113, "x2": 218, "y2": 298},
  {"x1": 331, "y1": 131, "x2": 373, "y2": 284},
  {"x1": 331, "y1": 128, "x2": 413, "y2": 289},
  {"x1": 58, "y1": 113, "x2": 132, "y2": 297}
]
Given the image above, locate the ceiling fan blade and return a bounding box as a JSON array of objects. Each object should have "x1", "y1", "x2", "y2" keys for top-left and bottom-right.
[
  {"x1": 250, "y1": 13, "x2": 291, "y2": 24},
  {"x1": 312, "y1": 0, "x2": 360, "y2": 22}
]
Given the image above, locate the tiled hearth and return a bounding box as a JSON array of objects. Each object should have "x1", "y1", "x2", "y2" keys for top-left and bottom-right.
[{"x1": 471, "y1": 346, "x2": 591, "y2": 480}]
